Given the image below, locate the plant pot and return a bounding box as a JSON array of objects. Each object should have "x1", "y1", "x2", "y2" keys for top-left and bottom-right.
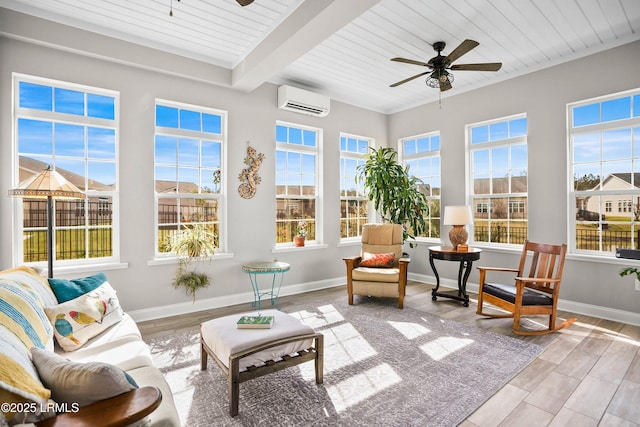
[{"x1": 294, "y1": 236, "x2": 305, "y2": 247}]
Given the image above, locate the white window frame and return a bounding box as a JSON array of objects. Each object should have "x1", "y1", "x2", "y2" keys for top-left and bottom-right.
[
  {"x1": 153, "y1": 99, "x2": 228, "y2": 258},
  {"x1": 399, "y1": 131, "x2": 441, "y2": 242},
  {"x1": 339, "y1": 132, "x2": 372, "y2": 242},
  {"x1": 275, "y1": 121, "x2": 323, "y2": 247},
  {"x1": 468, "y1": 113, "x2": 528, "y2": 247},
  {"x1": 568, "y1": 88, "x2": 640, "y2": 256},
  {"x1": 12, "y1": 73, "x2": 120, "y2": 270}
]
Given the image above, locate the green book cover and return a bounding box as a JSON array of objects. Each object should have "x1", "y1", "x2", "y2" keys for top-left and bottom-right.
[{"x1": 236, "y1": 315, "x2": 274, "y2": 329}]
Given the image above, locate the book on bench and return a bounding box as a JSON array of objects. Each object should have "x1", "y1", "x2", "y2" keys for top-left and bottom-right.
[{"x1": 236, "y1": 315, "x2": 275, "y2": 329}]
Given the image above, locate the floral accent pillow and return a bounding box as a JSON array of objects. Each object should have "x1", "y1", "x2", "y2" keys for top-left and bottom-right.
[{"x1": 359, "y1": 252, "x2": 395, "y2": 268}]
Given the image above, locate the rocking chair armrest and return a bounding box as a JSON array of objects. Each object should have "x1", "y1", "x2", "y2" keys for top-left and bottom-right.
[
  {"x1": 35, "y1": 386, "x2": 162, "y2": 427},
  {"x1": 398, "y1": 257, "x2": 410, "y2": 264}
]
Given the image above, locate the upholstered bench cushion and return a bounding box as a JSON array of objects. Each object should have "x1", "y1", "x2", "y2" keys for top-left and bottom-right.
[
  {"x1": 484, "y1": 283, "x2": 553, "y2": 306},
  {"x1": 200, "y1": 309, "x2": 314, "y2": 370}
]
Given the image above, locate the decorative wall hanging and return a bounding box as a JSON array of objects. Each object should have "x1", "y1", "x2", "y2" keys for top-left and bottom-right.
[{"x1": 238, "y1": 145, "x2": 264, "y2": 199}]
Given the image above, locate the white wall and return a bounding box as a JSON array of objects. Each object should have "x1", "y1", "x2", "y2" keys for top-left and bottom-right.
[
  {"x1": 0, "y1": 18, "x2": 386, "y2": 316},
  {"x1": 390, "y1": 40, "x2": 640, "y2": 319},
  {"x1": 1, "y1": 8, "x2": 639, "y2": 323}
]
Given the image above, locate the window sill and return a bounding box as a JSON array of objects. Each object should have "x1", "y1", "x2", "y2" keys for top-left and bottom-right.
[
  {"x1": 44, "y1": 262, "x2": 129, "y2": 277},
  {"x1": 272, "y1": 243, "x2": 328, "y2": 253},
  {"x1": 147, "y1": 252, "x2": 234, "y2": 266}
]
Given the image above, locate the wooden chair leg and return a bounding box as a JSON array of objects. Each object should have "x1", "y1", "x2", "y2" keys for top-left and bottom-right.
[{"x1": 315, "y1": 335, "x2": 324, "y2": 384}]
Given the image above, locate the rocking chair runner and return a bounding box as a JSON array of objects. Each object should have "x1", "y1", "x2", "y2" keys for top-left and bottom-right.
[{"x1": 476, "y1": 240, "x2": 576, "y2": 336}]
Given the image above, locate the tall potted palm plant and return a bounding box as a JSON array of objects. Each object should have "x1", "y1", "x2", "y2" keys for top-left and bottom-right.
[{"x1": 357, "y1": 146, "x2": 429, "y2": 247}]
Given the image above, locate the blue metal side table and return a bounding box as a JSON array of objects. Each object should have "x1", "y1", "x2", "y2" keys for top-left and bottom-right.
[{"x1": 242, "y1": 261, "x2": 290, "y2": 310}]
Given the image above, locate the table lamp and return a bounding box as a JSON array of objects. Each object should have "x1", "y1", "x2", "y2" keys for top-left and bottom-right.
[
  {"x1": 9, "y1": 165, "x2": 85, "y2": 278},
  {"x1": 443, "y1": 205, "x2": 473, "y2": 250}
]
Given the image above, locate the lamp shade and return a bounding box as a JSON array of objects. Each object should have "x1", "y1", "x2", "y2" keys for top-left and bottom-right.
[
  {"x1": 443, "y1": 205, "x2": 473, "y2": 226},
  {"x1": 8, "y1": 165, "x2": 84, "y2": 199},
  {"x1": 8, "y1": 165, "x2": 84, "y2": 278}
]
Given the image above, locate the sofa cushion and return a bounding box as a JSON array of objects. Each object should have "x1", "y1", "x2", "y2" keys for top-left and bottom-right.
[
  {"x1": 44, "y1": 281, "x2": 124, "y2": 352},
  {"x1": 31, "y1": 347, "x2": 138, "y2": 408},
  {"x1": 48, "y1": 272, "x2": 108, "y2": 303},
  {"x1": 61, "y1": 314, "x2": 154, "y2": 371}
]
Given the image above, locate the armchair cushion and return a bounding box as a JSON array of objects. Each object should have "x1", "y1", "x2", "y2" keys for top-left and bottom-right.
[
  {"x1": 359, "y1": 252, "x2": 395, "y2": 268},
  {"x1": 31, "y1": 347, "x2": 138, "y2": 407},
  {"x1": 352, "y1": 267, "x2": 400, "y2": 282}
]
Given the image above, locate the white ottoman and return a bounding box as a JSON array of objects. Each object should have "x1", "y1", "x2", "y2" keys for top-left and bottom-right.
[{"x1": 200, "y1": 309, "x2": 324, "y2": 416}]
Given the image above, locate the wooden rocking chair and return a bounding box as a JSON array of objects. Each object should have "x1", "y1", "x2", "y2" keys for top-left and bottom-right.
[{"x1": 476, "y1": 240, "x2": 576, "y2": 336}]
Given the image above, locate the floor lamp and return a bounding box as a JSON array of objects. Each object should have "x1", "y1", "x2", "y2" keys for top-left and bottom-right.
[{"x1": 9, "y1": 165, "x2": 85, "y2": 278}]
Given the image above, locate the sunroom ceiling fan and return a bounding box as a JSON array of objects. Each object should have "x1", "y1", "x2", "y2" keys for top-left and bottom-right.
[{"x1": 390, "y1": 39, "x2": 502, "y2": 92}]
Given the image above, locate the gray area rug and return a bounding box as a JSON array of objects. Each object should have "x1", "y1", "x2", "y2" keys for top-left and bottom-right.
[{"x1": 144, "y1": 297, "x2": 543, "y2": 426}]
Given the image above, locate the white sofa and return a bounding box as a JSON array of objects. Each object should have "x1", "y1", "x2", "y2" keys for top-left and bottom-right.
[{"x1": 0, "y1": 266, "x2": 180, "y2": 426}]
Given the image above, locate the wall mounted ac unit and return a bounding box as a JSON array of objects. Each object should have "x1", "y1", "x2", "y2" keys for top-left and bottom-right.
[{"x1": 277, "y1": 85, "x2": 330, "y2": 117}]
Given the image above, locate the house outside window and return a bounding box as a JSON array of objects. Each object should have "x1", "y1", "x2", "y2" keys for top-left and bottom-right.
[
  {"x1": 339, "y1": 133, "x2": 370, "y2": 239},
  {"x1": 154, "y1": 100, "x2": 225, "y2": 256},
  {"x1": 469, "y1": 114, "x2": 528, "y2": 245},
  {"x1": 570, "y1": 89, "x2": 640, "y2": 254},
  {"x1": 13, "y1": 74, "x2": 118, "y2": 267},
  {"x1": 400, "y1": 132, "x2": 441, "y2": 239},
  {"x1": 276, "y1": 122, "x2": 321, "y2": 245}
]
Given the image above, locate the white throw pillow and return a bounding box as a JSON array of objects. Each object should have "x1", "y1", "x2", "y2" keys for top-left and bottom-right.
[
  {"x1": 44, "y1": 282, "x2": 124, "y2": 352},
  {"x1": 30, "y1": 348, "x2": 137, "y2": 408}
]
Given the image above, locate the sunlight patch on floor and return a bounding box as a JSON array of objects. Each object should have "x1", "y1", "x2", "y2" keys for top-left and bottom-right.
[
  {"x1": 290, "y1": 304, "x2": 345, "y2": 329},
  {"x1": 388, "y1": 320, "x2": 430, "y2": 339},
  {"x1": 420, "y1": 336, "x2": 474, "y2": 361},
  {"x1": 299, "y1": 321, "x2": 377, "y2": 381},
  {"x1": 325, "y1": 363, "x2": 401, "y2": 413}
]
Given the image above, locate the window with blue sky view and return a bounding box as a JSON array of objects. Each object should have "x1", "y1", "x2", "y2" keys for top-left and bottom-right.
[
  {"x1": 570, "y1": 90, "x2": 640, "y2": 254},
  {"x1": 14, "y1": 74, "x2": 118, "y2": 265},
  {"x1": 154, "y1": 100, "x2": 224, "y2": 255}
]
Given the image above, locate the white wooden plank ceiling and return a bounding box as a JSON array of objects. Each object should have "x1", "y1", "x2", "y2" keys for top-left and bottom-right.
[{"x1": 1, "y1": 0, "x2": 639, "y2": 113}]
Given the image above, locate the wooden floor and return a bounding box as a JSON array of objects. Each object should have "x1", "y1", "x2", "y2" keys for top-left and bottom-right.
[{"x1": 137, "y1": 281, "x2": 640, "y2": 426}]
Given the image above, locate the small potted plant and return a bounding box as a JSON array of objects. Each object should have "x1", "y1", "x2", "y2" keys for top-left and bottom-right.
[{"x1": 294, "y1": 220, "x2": 308, "y2": 247}]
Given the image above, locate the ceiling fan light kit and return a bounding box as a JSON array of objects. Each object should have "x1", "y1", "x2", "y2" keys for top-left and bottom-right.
[{"x1": 390, "y1": 39, "x2": 502, "y2": 94}]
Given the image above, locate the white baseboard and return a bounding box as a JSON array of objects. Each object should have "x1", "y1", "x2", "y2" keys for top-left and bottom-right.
[
  {"x1": 128, "y1": 277, "x2": 345, "y2": 322},
  {"x1": 408, "y1": 272, "x2": 640, "y2": 327},
  {"x1": 130, "y1": 274, "x2": 640, "y2": 327}
]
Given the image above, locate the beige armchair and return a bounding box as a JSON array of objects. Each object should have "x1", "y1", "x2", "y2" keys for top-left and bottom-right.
[{"x1": 344, "y1": 223, "x2": 409, "y2": 309}]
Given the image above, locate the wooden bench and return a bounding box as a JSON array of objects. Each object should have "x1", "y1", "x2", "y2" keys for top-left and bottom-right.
[{"x1": 200, "y1": 309, "x2": 323, "y2": 416}]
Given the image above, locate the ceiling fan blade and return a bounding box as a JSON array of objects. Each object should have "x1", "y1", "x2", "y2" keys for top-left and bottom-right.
[
  {"x1": 236, "y1": 0, "x2": 254, "y2": 5},
  {"x1": 390, "y1": 71, "x2": 430, "y2": 87},
  {"x1": 451, "y1": 63, "x2": 502, "y2": 71},
  {"x1": 391, "y1": 57, "x2": 431, "y2": 68},
  {"x1": 444, "y1": 39, "x2": 479, "y2": 64}
]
